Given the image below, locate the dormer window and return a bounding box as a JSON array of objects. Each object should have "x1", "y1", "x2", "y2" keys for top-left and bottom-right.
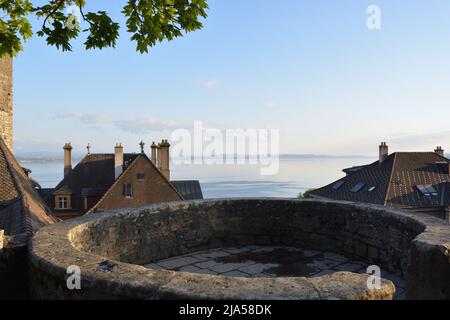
[{"x1": 56, "y1": 196, "x2": 70, "y2": 210}]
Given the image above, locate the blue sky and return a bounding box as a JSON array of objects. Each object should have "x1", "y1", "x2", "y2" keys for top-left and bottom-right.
[{"x1": 12, "y1": 0, "x2": 450, "y2": 156}]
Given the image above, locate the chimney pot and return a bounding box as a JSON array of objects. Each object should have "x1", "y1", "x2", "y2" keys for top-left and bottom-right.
[
  {"x1": 157, "y1": 139, "x2": 171, "y2": 180},
  {"x1": 435, "y1": 146, "x2": 445, "y2": 157},
  {"x1": 114, "y1": 143, "x2": 124, "y2": 180},
  {"x1": 379, "y1": 142, "x2": 389, "y2": 164},
  {"x1": 151, "y1": 141, "x2": 157, "y2": 165},
  {"x1": 63, "y1": 143, "x2": 73, "y2": 177}
]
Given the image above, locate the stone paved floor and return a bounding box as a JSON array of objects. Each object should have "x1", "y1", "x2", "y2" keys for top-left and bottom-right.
[{"x1": 144, "y1": 246, "x2": 405, "y2": 300}]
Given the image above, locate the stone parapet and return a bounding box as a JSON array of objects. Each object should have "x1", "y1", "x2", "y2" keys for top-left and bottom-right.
[{"x1": 29, "y1": 199, "x2": 450, "y2": 300}]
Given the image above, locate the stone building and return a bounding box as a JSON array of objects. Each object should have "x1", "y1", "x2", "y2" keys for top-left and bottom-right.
[
  {"x1": 0, "y1": 56, "x2": 13, "y2": 151},
  {"x1": 41, "y1": 141, "x2": 203, "y2": 220},
  {"x1": 311, "y1": 142, "x2": 450, "y2": 221}
]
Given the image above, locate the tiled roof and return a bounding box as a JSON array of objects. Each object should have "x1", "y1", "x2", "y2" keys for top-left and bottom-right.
[
  {"x1": 311, "y1": 152, "x2": 450, "y2": 209},
  {"x1": 0, "y1": 139, "x2": 19, "y2": 203},
  {"x1": 0, "y1": 137, "x2": 55, "y2": 236},
  {"x1": 386, "y1": 152, "x2": 450, "y2": 208},
  {"x1": 171, "y1": 180, "x2": 204, "y2": 200}
]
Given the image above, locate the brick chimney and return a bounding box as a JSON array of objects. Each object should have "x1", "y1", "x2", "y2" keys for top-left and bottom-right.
[
  {"x1": 379, "y1": 142, "x2": 389, "y2": 164},
  {"x1": 63, "y1": 143, "x2": 73, "y2": 177},
  {"x1": 435, "y1": 146, "x2": 445, "y2": 157},
  {"x1": 158, "y1": 139, "x2": 170, "y2": 180},
  {"x1": 114, "y1": 143, "x2": 124, "y2": 180},
  {"x1": 151, "y1": 141, "x2": 157, "y2": 165}
]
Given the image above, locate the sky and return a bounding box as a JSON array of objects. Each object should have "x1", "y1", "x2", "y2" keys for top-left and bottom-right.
[{"x1": 11, "y1": 0, "x2": 450, "y2": 156}]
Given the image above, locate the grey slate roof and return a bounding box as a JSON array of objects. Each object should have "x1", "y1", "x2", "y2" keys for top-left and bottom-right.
[{"x1": 171, "y1": 180, "x2": 204, "y2": 200}]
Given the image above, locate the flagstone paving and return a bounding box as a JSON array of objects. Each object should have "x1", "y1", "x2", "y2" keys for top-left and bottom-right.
[{"x1": 144, "y1": 246, "x2": 405, "y2": 300}]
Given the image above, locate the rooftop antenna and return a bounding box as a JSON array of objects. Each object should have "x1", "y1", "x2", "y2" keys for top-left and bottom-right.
[
  {"x1": 86, "y1": 143, "x2": 91, "y2": 155},
  {"x1": 139, "y1": 140, "x2": 145, "y2": 154}
]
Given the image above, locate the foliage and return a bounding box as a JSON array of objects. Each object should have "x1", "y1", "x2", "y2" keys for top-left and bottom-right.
[
  {"x1": 0, "y1": 0, "x2": 208, "y2": 56},
  {"x1": 298, "y1": 189, "x2": 316, "y2": 199}
]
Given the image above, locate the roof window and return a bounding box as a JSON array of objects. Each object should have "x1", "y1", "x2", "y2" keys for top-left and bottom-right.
[
  {"x1": 417, "y1": 185, "x2": 438, "y2": 197},
  {"x1": 333, "y1": 180, "x2": 345, "y2": 190},
  {"x1": 351, "y1": 182, "x2": 365, "y2": 193}
]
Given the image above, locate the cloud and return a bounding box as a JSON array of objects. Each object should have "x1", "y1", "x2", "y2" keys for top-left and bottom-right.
[
  {"x1": 263, "y1": 101, "x2": 281, "y2": 109},
  {"x1": 115, "y1": 116, "x2": 181, "y2": 134},
  {"x1": 201, "y1": 79, "x2": 218, "y2": 89},
  {"x1": 56, "y1": 112, "x2": 111, "y2": 124}
]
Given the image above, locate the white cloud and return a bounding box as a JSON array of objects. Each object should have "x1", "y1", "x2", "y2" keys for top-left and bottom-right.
[
  {"x1": 201, "y1": 79, "x2": 218, "y2": 89},
  {"x1": 263, "y1": 101, "x2": 281, "y2": 109},
  {"x1": 115, "y1": 116, "x2": 181, "y2": 134},
  {"x1": 56, "y1": 112, "x2": 111, "y2": 124}
]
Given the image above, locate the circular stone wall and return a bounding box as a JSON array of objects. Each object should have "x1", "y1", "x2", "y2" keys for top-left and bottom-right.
[{"x1": 29, "y1": 199, "x2": 450, "y2": 300}]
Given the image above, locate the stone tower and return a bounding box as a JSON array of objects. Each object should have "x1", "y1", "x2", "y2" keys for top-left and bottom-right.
[{"x1": 0, "y1": 56, "x2": 13, "y2": 150}]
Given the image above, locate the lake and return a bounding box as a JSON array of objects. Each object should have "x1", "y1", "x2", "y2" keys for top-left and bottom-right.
[{"x1": 18, "y1": 156, "x2": 374, "y2": 199}]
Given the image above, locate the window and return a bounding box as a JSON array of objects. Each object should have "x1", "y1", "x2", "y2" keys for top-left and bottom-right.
[
  {"x1": 368, "y1": 186, "x2": 377, "y2": 192},
  {"x1": 137, "y1": 173, "x2": 145, "y2": 181},
  {"x1": 417, "y1": 185, "x2": 438, "y2": 197},
  {"x1": 123, "y1": 183, "x2": 133, "y2": 198},
  {"x1": 333, "y1": 180, "x2": 345, "y2": 190},
  {"x1": 56, "y1": 196, "x2": 69, "y2": 209},
  {"x1": 351, "y1": 182, "x2": 365, "y2": 193}
]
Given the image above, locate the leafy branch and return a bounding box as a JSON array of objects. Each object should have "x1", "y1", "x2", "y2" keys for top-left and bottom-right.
[{"x1": 0, "y1": 0, "x2": 208, "y2": 57}]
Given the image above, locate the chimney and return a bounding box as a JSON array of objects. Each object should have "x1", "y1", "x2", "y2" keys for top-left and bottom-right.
[
  {"x1": 435, "y1": 146, "x2": 445, "y2": 157},
  {"x1": 157, "y1": 143, "x2": 162, "y2": 170},
  {"x1": 151, "y1": 142, "x2": 157, "y2": 165},
  {"x1": 114, "y1": 143, "x2": 124, "y2": 180},
  {"x1": 379, "y1": 142, "x2": 389, "y2": 164},
  {"x1": 63, "y1": 143, "x2": 73, "y2": 177},
  {"x1": 158, "y1": 139, "x2": 171, "y2": 180}
]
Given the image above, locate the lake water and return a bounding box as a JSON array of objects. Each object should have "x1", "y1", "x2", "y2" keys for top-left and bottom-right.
[{"x1": 18, "y1": 157, "x2": 374, "y2": 199}]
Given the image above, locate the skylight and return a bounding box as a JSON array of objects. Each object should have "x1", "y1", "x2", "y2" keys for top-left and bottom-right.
[
  {"x1": 417, "y1": 185, "x2": 439, "y2": 197},
  {"x1": 351, "y1": 182, "x2": 365, "y2": 193},
  {"x1": 333, "y1": 180, "x2": 345, "y2": 190},
  {"x1": 368, "y1": 186, "x2": 377, "y2": 192}
]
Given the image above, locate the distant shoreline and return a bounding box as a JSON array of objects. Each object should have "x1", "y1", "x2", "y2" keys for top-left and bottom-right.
[{"x1": 17, "y1": 154, "x2": 374, "y2": 163}]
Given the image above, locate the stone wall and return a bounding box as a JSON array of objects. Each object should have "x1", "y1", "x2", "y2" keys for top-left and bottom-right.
[
  {"x1": 29, "y1": 199, "x2": 450, "y2": 300},
  {"x1": 0, "y1": 56, "x2": 13, "y2": 150},
  {"x1": 69, "y1": 200, "x2": 425, "y2": 276}
]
